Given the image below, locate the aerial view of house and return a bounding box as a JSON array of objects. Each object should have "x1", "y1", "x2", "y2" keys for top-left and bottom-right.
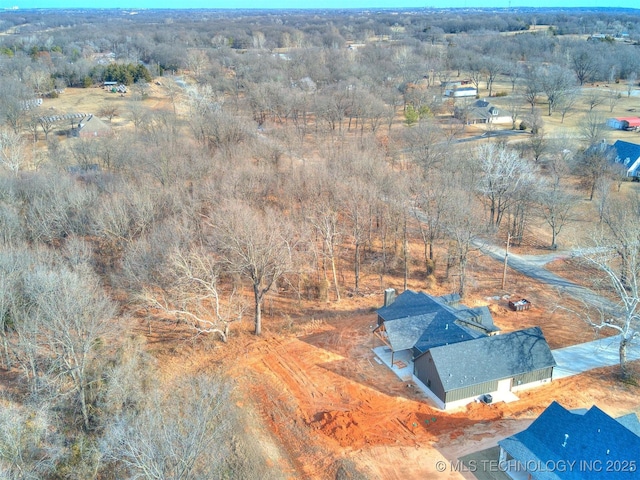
[
  {"x1": 454, "y1": 99, "x2": 513, "y2": 125},
  {"x1": 374, "y1": 290, "x2": 555, "y2": 410},
  {"x1": 415, "y1": 327, "x2": 556, "y2": 410},
  {"x1": 374, "y1": 289, "x2": 499, "y2": 364}
]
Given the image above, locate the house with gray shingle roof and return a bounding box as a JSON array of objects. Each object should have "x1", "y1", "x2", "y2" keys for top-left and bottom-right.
[
  {"x1": 498, "y1": 401, "x2": 640, "y2": 480},
  {"x1": 414, "y1": 327, "x2": 555, "y2": 410},
  {"x1": 374, "y1": 291, "x2": 555, "y2": 410},
  {"x1": 454, "y1": 99, "x2": 512, "y2": 125},
  {"x1": 374, "y1": 290, "x2": 499, "y2": 365}
]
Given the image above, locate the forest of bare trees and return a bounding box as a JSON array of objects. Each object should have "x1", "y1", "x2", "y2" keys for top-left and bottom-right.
[{"x1": 0, "y1": 6, "x2": 639, "y2": 478}]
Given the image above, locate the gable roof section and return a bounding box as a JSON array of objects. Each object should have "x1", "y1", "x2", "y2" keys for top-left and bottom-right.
[
  {"x1": 383, "y1": 313, "x2": 438, "y2": 352},
  {"x1": 453, "y1": 306, "x2": 500, "y2": 334},
  {"x1": 412, "y1": 312, "x2": 476, "y2": 354},
  {"x1": 79, "y1": 114, "x2": 112, "y2": 135},
  {"x1": 612, "y1": 140, "x2": 640, "y2": 167},
  {"x1": 426, "y1": 327, "x2": 556, "y2": 392},
  {"x1": 499, "y1": 401, "x2": 640, "y2": 480},
  {"x1": 615, "y1": 412, "x2": 640, "y2": 437},
  {"x1": 377, "y1": 291, "x2": 480, "y2": 353},
  {"x1": 377, "y1": 290, "x2": 444, "y2": 322}
]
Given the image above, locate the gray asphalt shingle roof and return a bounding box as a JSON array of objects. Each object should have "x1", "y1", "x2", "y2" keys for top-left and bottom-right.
[
  {"x1": 499, "y1": 401, "x2": 640, "y2": 480},
  {"x1": 383, "y1": 313, "x2": 438, "y2": 352},
  {"x1": 427, "y1": 326, "x2": 556, "y2": 391},
  {"x1": 377, "y1": 290, "x2": 494, "y2": 353}
]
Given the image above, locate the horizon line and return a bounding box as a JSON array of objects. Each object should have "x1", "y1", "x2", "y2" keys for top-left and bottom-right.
[{"x1": 3, "y1": 5, "x2": 640, "y2": 11}]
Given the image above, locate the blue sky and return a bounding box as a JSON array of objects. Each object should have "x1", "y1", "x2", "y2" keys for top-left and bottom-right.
[{"x1": 2, "y1": 1, "x2": 636, "y2": 9}]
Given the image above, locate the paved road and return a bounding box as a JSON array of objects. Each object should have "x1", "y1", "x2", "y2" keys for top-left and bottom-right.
[
  {"x1": 474, "y1": 240, "x2": 635, "y2": 378},
  {"x1": 455, "y1": 129, "x2": 530, "y2": 144},
  {"x1": 475, "y1": 241, "x2": 620, "y2": 316}
]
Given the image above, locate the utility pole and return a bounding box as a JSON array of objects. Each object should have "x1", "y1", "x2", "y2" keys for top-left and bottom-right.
[{"x1": 502, "y1": 231, "x2": 511, "y2": 290}]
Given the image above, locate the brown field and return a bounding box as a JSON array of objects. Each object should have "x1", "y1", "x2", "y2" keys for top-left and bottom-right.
[{"x1": 33, "y1": 76, "x2": 640, "y2": 479}]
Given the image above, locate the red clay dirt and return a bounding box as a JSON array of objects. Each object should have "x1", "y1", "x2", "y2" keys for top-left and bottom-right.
[
  {"x1": 148, "y1": 295, "x2": 640, "y2": 479},
  {"x1": 133, "y1": 177, "x2": 640, "y2": 480}
]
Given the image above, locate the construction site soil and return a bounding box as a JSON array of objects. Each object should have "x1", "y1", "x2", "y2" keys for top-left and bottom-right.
[{"x1": 146, "y1": 245, "x2": 640, "y2": 480}]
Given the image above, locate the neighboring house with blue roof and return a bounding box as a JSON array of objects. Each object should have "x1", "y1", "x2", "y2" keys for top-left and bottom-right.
[
  {"x1": 414, "y1": 327, "x2": 555, "y2": 410},
  {"x1": 498, "y1": 401, "x2": 640, "y2": 480},
  {"x1": 611, "y1": 140, "x2": 640, "y2": 178}
]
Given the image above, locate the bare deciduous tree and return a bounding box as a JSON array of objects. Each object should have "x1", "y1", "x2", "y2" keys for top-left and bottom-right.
[
  {"x1": 626, "y1": 72, "x2": 638, "y2": 97},
  {"x1": 98, "y1": 105, "x2": 119, "y2": 123},
  {"x1": 570, "y1": 46, "x2": 598, "y2": 86},
  {"x1": 583, "y1": 90, "x2": 605, "y2": 111},
  {"x1": 573, "y1": 196, "x2": 640, "y2": 379},
  {"x1": 573, "y1": 143, "x2": 615, "y2": 201},
  {"x1": 0, "y1": 77, "x2": 33, "y2": 133},
  {"x1": 541, "y1": 65, "x2": 577, "y2": 116},
  {"x1": 579, "y1": 110, "x2": 608, "y2": 147},
  {"x1": 0, "y1": 402, "x2": 60, "y2": 479},
  {"x1": 140, "y1": 247, "x2": 245, "y2": 342},
  {"x1": 523, "y1": 65, "x2": 542, "y2": 112},
  {"x1": 21, "y1": 262, "x2": 118, "y2": 430},
  {"x1": 538, "y1": 180, "x2": 577, "y2": 250},
  {"x1": 212, "y1": 203, "x2": 293, "y2": 336},
  {"x1": 0, "y1": 128, "x2": 27, "y2": 176},
  {"x1": 475, "y1": 143, "x2": 538, "y2": 229},
  {"x1": 443, "y1": 174, "x2": 484, "y2": 298},
  {"x1": 556, "y1": 88, "x2": 580, "y2": 123},
  {"x1": 102, "y1": 374, "x2": 233, "y2": 480},
  {"x1": 308, "y1": 201, "x2": 342, "y2": 302}
]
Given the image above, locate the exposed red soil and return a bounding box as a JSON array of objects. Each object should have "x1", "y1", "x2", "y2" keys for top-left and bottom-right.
[{"x1": 145, "y1": 291, "x2": 640, "y2": 479}]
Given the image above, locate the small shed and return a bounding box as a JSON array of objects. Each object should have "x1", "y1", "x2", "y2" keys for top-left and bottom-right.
[{"x1": 508, "y1": 299, "x2": 531, "y2": 311}]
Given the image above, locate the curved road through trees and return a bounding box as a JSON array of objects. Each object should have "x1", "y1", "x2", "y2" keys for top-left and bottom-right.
[
  {"x1": 474, "y1": 240, "x2": 640, "y2": 378},
  {"x1": 475, "y1": 240, "x2": 620, "y2": 316}
]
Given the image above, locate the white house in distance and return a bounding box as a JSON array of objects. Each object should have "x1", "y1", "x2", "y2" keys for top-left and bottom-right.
[{"x1": 454, "y1": 99, "x2": 512, "y2": 125}]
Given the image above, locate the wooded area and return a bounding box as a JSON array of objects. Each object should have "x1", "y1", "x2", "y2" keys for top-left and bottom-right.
[{"x1": 1, "y1": 6, "x2": 640, "y2": 478}]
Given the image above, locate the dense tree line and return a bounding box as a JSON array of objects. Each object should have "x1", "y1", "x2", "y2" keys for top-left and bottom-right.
[{"x1": 96, "y1": 63, "x2": 152, "y2": 85}]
